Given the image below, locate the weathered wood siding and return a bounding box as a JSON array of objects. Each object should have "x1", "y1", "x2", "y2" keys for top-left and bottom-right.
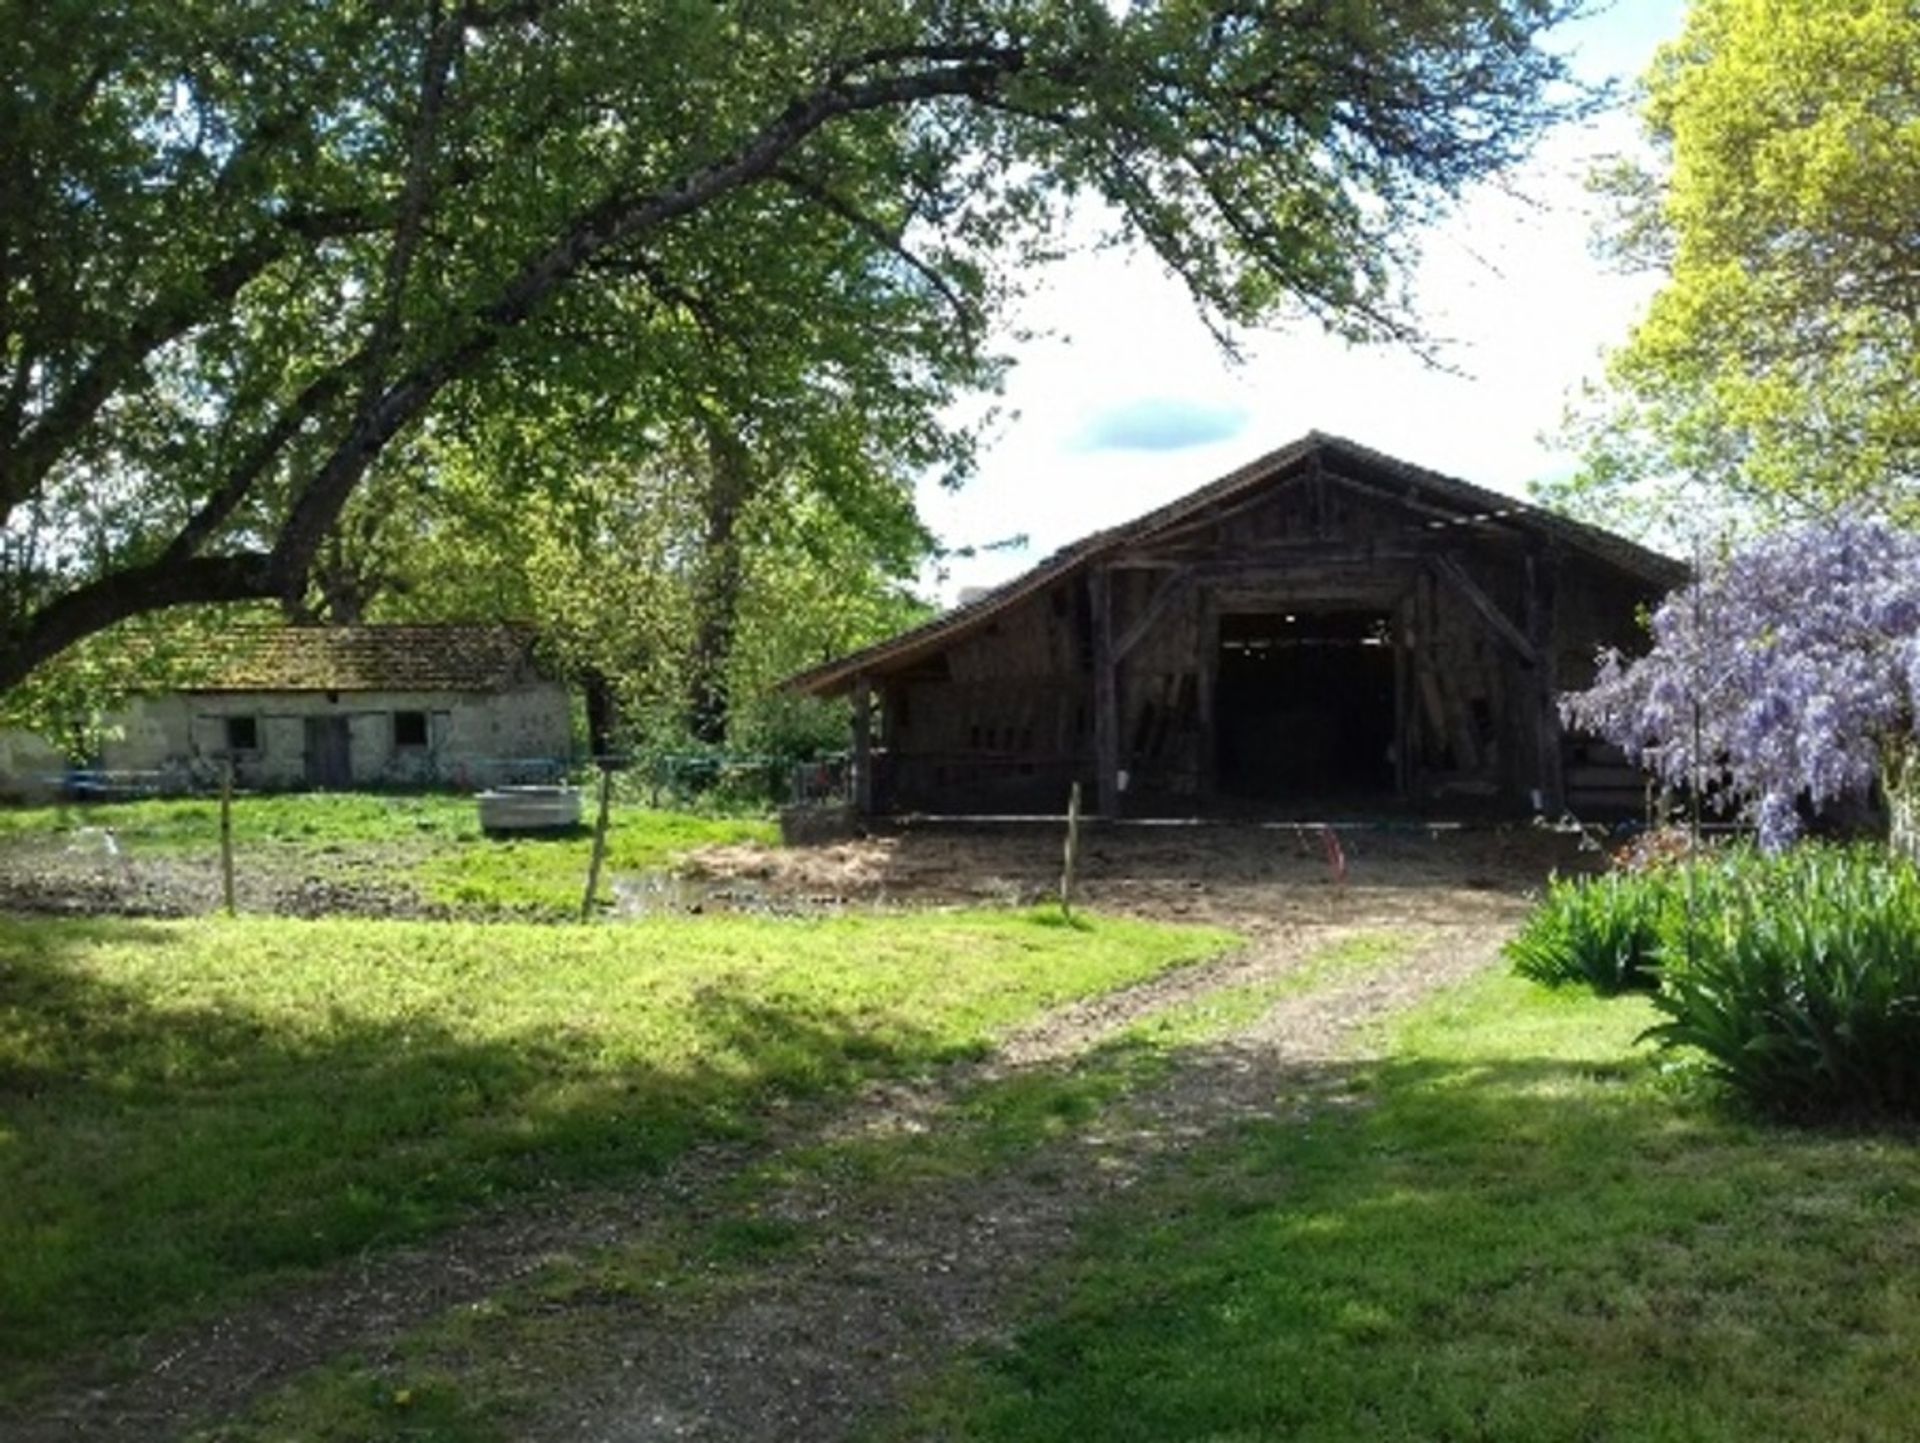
[{"x1": 872, "y1": 465, "x2": 1665, "y2": 817}]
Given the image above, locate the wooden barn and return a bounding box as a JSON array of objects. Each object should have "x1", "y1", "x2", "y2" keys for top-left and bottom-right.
[{"x1": 785, "y1": 433, "x2": 1685, "y2": 819}]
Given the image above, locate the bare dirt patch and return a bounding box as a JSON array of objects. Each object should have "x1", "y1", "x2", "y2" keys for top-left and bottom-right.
[
  {"x1": 683, "y1": 818, "x2": 1580, "y2": 931},
  {"x1": 0, "y1": 832, "x2": 439, "y2": 919}
]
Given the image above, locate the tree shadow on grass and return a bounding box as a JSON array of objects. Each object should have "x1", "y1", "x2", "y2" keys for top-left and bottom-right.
[
  {"x1": 937, "y1": 1042, "x2": 1920, "y2": 1443},
  {"x1": 0, "y1": 917, "x2": 947, "y2": 1399}
]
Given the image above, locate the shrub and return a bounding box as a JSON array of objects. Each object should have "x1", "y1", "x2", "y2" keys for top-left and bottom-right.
[
  {"x1": 1648, "y1": 845, "x2": 1920, "y2": 1119},
  {"x1": 1506, "y1": 870, "x2": 1676, "y2": 995}
]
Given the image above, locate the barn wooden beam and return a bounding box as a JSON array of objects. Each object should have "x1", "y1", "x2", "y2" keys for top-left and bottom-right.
[
  {"x1": 1321, "y1": 464, "x2": 1540, "y2": 541},
  {"x1": 1524, "y1": 552, "x2": 1566, "y2": 814},
  {"x1": 1392, "y1": 598, "x2": 1414, "y2": 797},
  {"x1": 1112, "y1": 566, "x2": 1195, "y2": 663},
  {"x1": 1428, "y1": 556, "x2": 1539, "y2": 665},
  {"x1": 850, "y1": 674, "x2": 875, "y2": 816},
  {"x1": 1193, "y1": 546, "x2": 1430, "y2": 574},
  {"x1": 1089, "y1": 565, "x2": 1120, "y2": 818},
  {"x1": 1115, "y1": 537, "x2": 1436, "y2": 568}
]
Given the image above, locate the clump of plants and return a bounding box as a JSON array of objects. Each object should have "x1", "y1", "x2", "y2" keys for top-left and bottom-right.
[
  {"x1": 1650, "y1": 845, "x2": 1920, "y2": 1120},
  {"x1": 1505, "y1": 869, "x2": 1676, "y2": 995},
  {"x1": 1512, "y1": 842, "x2": 1920, "y2": 1120}
]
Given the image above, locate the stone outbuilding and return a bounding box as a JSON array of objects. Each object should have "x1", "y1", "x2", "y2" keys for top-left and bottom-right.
[
  {"x1": 784, "y1": 433, "x2": 1685, "y2": 819},
  {"x1": 21, "y1": 624, "x2": 573, "y2": 793}
]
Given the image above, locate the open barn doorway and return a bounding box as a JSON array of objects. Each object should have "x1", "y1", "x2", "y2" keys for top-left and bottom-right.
[{"x1": 1214, "y1": 609, "x2": 1397, "y2": 805}]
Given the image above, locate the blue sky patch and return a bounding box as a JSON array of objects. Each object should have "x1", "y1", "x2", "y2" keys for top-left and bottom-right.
[{"x1": 1073, "y1": 396, "x2": 1250, "y2": 453}]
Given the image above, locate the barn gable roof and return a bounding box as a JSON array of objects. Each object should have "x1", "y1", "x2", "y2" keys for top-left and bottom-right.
[
  {"x1": 784, "y1": 432, "x2": 1685, "y2": 698},
  {"x1": 178, "y1": 624, "x2": 550, "y2": 694}
]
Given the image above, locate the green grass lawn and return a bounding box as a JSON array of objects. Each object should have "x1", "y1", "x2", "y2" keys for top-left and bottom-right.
[
  {"x1": 895, "y1": 973, "x2": 1920, "y2": 1442},
  {"x1": 0, "y1": 793, "x2": 776, "y2": 913},
  {"x1": 0, "y1": 909, "x2": 1232, "y2": 1398},
  {"x1": 0, "y1": 791, "x2": 479, "y2": 847}
]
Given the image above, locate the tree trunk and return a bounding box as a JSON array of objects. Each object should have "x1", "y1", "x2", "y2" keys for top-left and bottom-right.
[
  {"x1": 583, "y1": 666, "x2": 619, "y2": 758},
  {"x1": 1886, "y1": 736, "x2": 1920, "y2": 864},
  {"x1": 685, "y1": 420, "x2": 754, "y2": 748}
]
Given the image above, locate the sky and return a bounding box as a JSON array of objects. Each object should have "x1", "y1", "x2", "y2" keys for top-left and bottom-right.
[{"x1": 916, "y1": 0, "x2": 1691, "y2": 602}]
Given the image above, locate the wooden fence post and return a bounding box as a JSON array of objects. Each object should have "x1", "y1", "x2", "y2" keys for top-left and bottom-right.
[
  {"x1": 219, "y1": 761, "x2": 236, "y2": 917},
  {"x1": 580, "y1": 762, "x2": 615, "y2": 922}
]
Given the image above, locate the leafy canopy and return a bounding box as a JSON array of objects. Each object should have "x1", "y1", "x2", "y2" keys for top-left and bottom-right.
[
  {"x1": 1556, "y1": 0, "x2": 1920, "y2": 534},
  {"x1": 1, "y1": 0, "x2": 1584, "y2": 692}
]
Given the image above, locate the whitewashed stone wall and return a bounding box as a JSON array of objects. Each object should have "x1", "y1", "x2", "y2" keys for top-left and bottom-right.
[
  {"x1": 58, "y1": 683, "x2": 577, "y2": 790},
  {"x1": 0, "y1": 729, "x2": 69, "y2": 800}
]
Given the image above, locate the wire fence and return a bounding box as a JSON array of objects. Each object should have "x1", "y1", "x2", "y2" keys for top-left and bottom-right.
[
  {"x1": 21, "y1": 749, "x2": 855, "y2": 810},
  {"x1": 0, "y1": 747, "x2": 859, "y2": 926}
]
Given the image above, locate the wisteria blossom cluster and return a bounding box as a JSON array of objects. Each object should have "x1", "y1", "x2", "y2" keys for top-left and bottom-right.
[{"x1": 1564, "y1": 515, "x2": 1920, "y2": 852}]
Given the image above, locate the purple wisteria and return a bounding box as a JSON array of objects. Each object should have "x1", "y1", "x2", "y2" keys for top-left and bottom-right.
[{"x1": 1564, "y1": 515, "x2": 1920, "y2": 853}]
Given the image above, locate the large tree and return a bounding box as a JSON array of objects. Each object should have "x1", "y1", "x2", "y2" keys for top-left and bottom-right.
[
  {"x1": 2, "y1": 0, "x2": 1585, "y2": 691},
  {"x1": 1557, "y1": 0, "x2": 1920, "y2": 533},
  {"x1": 365, "y1": 403, "x2": 934, "y2": 757}
]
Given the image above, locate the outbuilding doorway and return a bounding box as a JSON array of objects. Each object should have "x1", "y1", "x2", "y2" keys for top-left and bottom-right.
[
  {"x1": 304, "y1": 716, "x2": 352, "y2": 789},
  {"x1": 1214, "y1": 609, "x2": 1397, "y2": 804}
]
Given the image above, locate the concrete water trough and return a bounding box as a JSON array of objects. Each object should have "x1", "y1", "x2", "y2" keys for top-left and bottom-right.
[{"x1": 476, "y1": 784, "x2": 584, "y2": 834}]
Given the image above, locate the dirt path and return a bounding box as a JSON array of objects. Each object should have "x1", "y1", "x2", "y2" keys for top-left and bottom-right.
[
  {"x1": 7, "y1": 830, "x2": 1554, "y2": 1441},
  {"x1": 531, "y1": 925, "x2": 1500, "y2": 1443}
]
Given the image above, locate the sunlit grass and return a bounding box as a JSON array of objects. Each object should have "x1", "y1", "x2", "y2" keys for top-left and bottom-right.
[
  {"x1": 0, "y1": 909, "x2": 1232, "y2": 1399},
  {"x1": 893, "y1": 974, "x2": 1920, "y2": 1441},
  {"x1": 201, "y1": 931, "x2": 1408, "y2": 1442}
]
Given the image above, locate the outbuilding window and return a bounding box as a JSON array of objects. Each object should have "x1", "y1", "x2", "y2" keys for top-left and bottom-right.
[
  {"x1": 393, "y1": 710, "x2": 430, "y2": 749},
  {"x1": 225, "y1": 715, "x2": 260, "y2": 753}
]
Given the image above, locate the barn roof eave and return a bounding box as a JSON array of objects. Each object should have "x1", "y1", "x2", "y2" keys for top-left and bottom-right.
[{"x1": 781, "y1": 432, "x2": 1686, "y2": 700}]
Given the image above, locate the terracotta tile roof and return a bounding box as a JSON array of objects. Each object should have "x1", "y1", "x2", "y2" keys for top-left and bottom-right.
[{"x1": 180, "y1": 625, "x2": 549, "y2": 694}]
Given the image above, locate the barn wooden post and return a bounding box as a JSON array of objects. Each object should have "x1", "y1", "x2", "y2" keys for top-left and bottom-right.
[
  {"x1": 1525, "y1": 553, "x2": 1566, "y2": 815},
  {"x1": 1196, "y1": 591, "x2": 1218, "y2": 806},
  {"x1": 850, "y1": 675, "x2": 875, "y2": 817},
  {"x1": 1089, "y1": 567, "x2": 1120, "y2": 818},
  {"x1": 1392, "y1": 595, "x2": 1415, "y2": 799}
]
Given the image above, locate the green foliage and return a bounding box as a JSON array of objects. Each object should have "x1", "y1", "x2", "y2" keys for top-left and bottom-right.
[
  {"x1": 1, "y1": 0, "x2": 1588, "y2": 685},
  {"x1": 1560, "y1": 0, "x2": 1920, "y2": 531},
  {"x1": 0, "y1": 908, "x2": 1232, "y2": 1393},
  {"x1": 1512, "y1": 842, "x2": 1920, "y2": 1119},
  {"x1": 1506, "y1": 870, "x2": 1675, "y2": 995},
  {"x1": 1649, "y1": 846, "x2": 1920, "y2": 1119},
  {"x1": 367, "y1": 425, "x2": 932, "y2": 768}
]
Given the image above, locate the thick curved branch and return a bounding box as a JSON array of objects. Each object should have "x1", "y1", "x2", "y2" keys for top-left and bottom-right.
[
  {"x1": 356, "y1": 2, "x2": 467, "y2": 404},
  {"x1": 160, "y1": 368, "x2": 354, "y2": 567},
  {"x1": 268, "y1": 49, "x2": 1027, "y2": 589},
  {"x1": 769, "y1": 166, "x2": 978, "y2": 336},
  {"x1": 0, "y1": 205, "x2": 380, "y2": 524},
  {"x1": 0, "y1": 554, "x2": 275, "y2": 694}
]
